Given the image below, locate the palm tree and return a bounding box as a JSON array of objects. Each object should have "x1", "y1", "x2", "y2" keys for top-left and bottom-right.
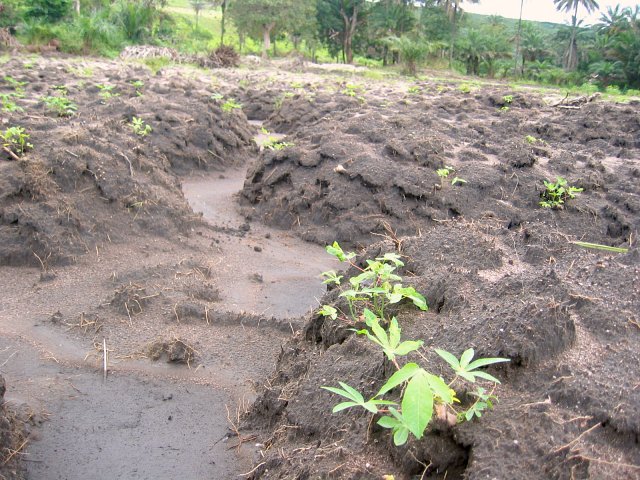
[
  {"x1": 189, "y1": 0, "x2": 209, "y2": 31},
  {"x1": 597, "y1": 5, "x2": 629, "y2": 37},
  {"x1": 553, "y1": 0, "x2": 599, "y2": 70},
  {"x1": 514, "y1": 0, "x2": 524, "y2": 76},
  {"x1": 436, "y1": 0, "x2": 480, "y2": 67}
]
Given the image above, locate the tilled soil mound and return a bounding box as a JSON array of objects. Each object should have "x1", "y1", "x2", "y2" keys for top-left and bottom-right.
[
  {"x1": 238, "y1": 84, "x2": 640, "y2": 478},
  {"x1": 0, "y1": 375, "x2": 25, "y2": 480},
  {"x1": 240, "y1": 88, "x2": 639, "y2": 250},
  {"x1": 0, "y1": 57, "x2": 255, "y2": 267}
]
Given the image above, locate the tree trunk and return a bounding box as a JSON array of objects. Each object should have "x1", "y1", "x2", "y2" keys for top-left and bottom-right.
[
  {"x1": 220, "y1": 0, "x2": 227, "y2": 45},
  {"x1": 514, "y1": 0, "x2": 524, "y2": 76},
  {"x1": 262, "y1": 22, "x2": 275, "y2": 60},
  {"x1": 340, "y1": 4, "x2": 358, "y2": 64},
  {"x1": 565, "y1": 3, "x2": 579, "y2": 71},
  {"x1": 74, "y1": 0, "x2": 80, "y2": 15},
  {"x1": 448, "y1": 1, "x2": 459, "y2": 68}
]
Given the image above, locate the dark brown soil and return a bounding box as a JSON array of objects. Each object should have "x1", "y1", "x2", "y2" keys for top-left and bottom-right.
[
  {"x1": 0, "y1": 56, "x2": 255, "y2": 268},
  {"x1": 0, "y1": 374, "x2": 27, "y2": 480},
  {"x1": 1, "y1": 55, "x2": 639, "y2": 479},
  {"x1": 233, "y1": 75, "x2": 640, "y2": 478}
]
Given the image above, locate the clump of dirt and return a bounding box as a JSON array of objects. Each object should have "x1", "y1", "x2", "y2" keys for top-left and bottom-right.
[
  {"x1": 0, "y1": 376, "x2": 26, "y2": 480},
  {"x1": 239, "y1": 86, "x2": 639, "y2": 250},
  {"x1": 198, "y1": 45, "x2": 240, "y2": 68},
  {"x1": 148, "y1": 338, "x2": 196, "y2": 365},
  {"x1": 0, "y1": 57, "x2": 256, "y2": 268},
  {"x1": 242, "y1": 230, "x2": 639, "y2": 479},
  {"x1": 233, "y1": 78, "x2": 639, "y2": 479},
  {"x1": 110, "y1": 282, "x2": 152, "y2": 316}
]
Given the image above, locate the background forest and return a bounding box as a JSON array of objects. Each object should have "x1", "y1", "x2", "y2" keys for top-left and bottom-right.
[{"x1": 1, "y1": 0, "x2": 639, "y2": 91}]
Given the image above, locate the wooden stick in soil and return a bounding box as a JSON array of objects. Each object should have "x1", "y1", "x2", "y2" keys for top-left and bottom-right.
[
  {"x1": 2, "y1": 146, "x2": 20, "y2": 161},
  {"x1": 2, "y1": 438, "x2": 29, "y2": 466},
  {"x1": 103, "y1": 338, "x2": 108, "y2": 381}
]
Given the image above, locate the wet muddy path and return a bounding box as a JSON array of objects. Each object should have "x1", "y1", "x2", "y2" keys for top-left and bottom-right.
[
  {"x1": 0, "y1": 150, "x2": 335, "y2": 479},
  {"x1": 182, "y1": 168, "x2": 335, "y2": 318}
]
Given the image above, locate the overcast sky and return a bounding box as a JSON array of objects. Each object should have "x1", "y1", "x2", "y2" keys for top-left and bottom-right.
[{"x1": 463, "y1": 1, "x2": 639, "y2": 26}]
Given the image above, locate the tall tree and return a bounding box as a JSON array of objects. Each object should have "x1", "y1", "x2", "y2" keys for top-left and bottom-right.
[
  {"x1": 229, "y1": 0, "x2": 314, "y2": 58},
  {"x1": 514, "y1": 0, "x2": 524, "y2": 75},
  {"x1": 211, "y1": 0, "x2": 230, "y2": 45},
  {"x1": 520, "y1": 22, "x2": 549, "y2": 73},
  {"x1": 434, "y1": 0, "x2": 480, "y2": 67},
  {"x1": 189, "y1": 0, "x2": 208, "y2": 31},
  {"x1": 368, "y1": 0, "x2": 416, "y2": 64},
  {"x1": 554, "y1": 0, "x2": 599, "y2": 70},
  {"x1": 317, "y1": 0, "x2": 366, "y2": 64}
]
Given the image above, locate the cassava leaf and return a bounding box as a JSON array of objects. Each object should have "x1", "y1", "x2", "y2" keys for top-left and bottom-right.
[
  {"x1": 425, "y1": 373, "x2": 453, "y2": 404},
  {"x1": 377, "y1": 363, "x2": 421, "y2": 396},
  {"x1": 388, "y1": 318, "x2": 401, "y2": 349},
  {"x1": 466, "y1": 357, "x2": 510, "y2": 370},
  {"x1": 393, "y1": 340, "x2": 423, "y2": 356},
  {"x1": 460, "y1": 348, "x2": 475, "y2": 369},
  {"x1": 402, "y1": 371, "x2": 433, "y2": 439},
  {"x1": 333, "y1": 401, "x2": 358, "y2": 413},
  {"x1": 435, "y1": 349, "x2": 460, "y2": 370}
]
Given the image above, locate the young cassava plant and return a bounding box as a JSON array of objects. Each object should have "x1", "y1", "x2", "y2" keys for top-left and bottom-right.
[{"x1": 320, "y1": 243, "x2": 509, "y2": 446}]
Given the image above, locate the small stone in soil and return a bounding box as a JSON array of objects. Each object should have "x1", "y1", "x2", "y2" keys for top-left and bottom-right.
[
  {"x1": 250, "y1": 273, "x2": 263, "y2": 283},
  {"x1": 254, "y1": 246, "x2": 262, "y2": 252}
]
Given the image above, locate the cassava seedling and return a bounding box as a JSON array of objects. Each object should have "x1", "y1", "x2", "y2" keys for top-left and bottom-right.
[
  {"x1": 0, "y1": 93, "x2": 23, "y2": 113},
  {"x1": 436, "y1": 166, "x2": 454, "y2": 178},
  {"x1": 1, "y1": 126, "x2": 33, "y2": 157},
  {"x1": 96, "y1": 84, "x2": 119, "y2": 102},
  {"x1": 42, "y1": 95, "x2": 77, "y2": 117},
  {"x1": 263, "y1": 138, "x2": 294, "y2": 151},
  {"x1": 130, "y1": 80, "x2": 144, "y2": 96},
  {"x1": 540, "y1": 177, "x2": 583, "y2": 208},
  {"x1": 320, "y1": 243, "x2": 427, "y2": 320},
  {"x1": 130, "y1": 117, "x2": 152, "y2": 136},
  {"x1": 320, "y1": 244, "x2": 509, "y2": 446},
  {"x1": 221, "y1": 99, "x2": 242, "y2": 113}
]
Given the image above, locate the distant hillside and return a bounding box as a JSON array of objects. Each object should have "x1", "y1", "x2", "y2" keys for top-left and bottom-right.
[{"x1": 464, "y1": 11, "x2": 563, "y2": 36}]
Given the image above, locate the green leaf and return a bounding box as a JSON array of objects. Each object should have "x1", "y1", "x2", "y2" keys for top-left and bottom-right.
[
  {"x1": 333, "y1": 401, "x2": 358, "y2": 413},
  {"x1": 388, "y1": 318, "x2": 401, "y2": 349},
  {"x1": 363, "y1": 308, "x2": 377, "y2": 325},
  {"x1": 360, "y1": 402, "x2": 379, "y2": 414},
  {"x1": 377, "y1": 363, "x2": 421, "y2": 396},
  {"x1": 321, "y1": 270, "x2": 343, "y2": 285},
  {"x1": 470, "y1": 371, "x2": 503, "y2": 384},
  {"x1": 460, "y1": 348, "x2": 475, "y2": 369},
  {"x1": 338, "y1": 382, "x2": 364, "y2": 402},
  {"x1": 394, "y1": 340, "x2": 424, "y2": 356},
  {"x1": 466, "y1": 357, "x2": 510, "y2": 370},
  {"x1": 393, "y1": 426, "x2": 410, "y2": 446},
  {"x1": 326, "y1": 242, "x2": 355, "y2": 262},
  {"x1": 408, "y1": 292, "x2": 428, "y2": 311},
  {"x1": 350, "y1": 270, "x2": 376, "y2": 287},
  {"x1": 376, "y1": 252, "x2": 404, "y2": 267},
  {"x1": 435, "y1": 349, "x2": 460, "y2": 370},
  {"x1": 378, "y1": 409, "x2": 411, "y2": 446},
  {"x1": 318, "y1": 305, "x2": 338, "y2": 320},
  {"x1": 386, "y1": 292, "x2": 403, "y2": 304},
  {"x1": 571, "y1": 241, "x2": 629, "y2": 254},
  {"x1": 458, "y1": 371, "x2": 477, "y2": 383},
  {"x1": 425, "y1": 373, "x2": 453, "y2": 404},
  {"x1": 377, "y1": 415, "x2": 399, "y2": 429},
  {"x1": 359, "y1": 287, "x2": 387, "y2": 296},
  {"x1": 402, "y1": 371, "x2": 433, "y2": 439},
  {"x1": 367, "y1": 313, "x2": 389, "y2": 348}
]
